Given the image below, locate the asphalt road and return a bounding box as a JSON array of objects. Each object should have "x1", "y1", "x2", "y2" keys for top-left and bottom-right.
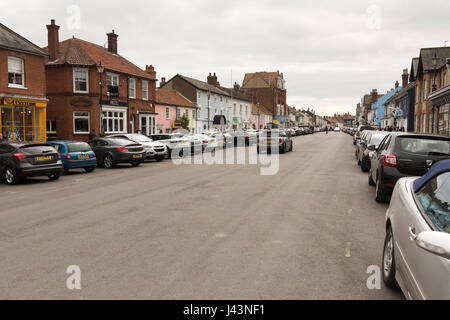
[{"x1": 0, "y1": 132, "x2": 403, "y2": 299}]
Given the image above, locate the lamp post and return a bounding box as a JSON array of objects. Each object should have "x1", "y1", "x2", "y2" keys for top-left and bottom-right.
[{"x1": 97, "y1": 61, "x2": 105, "y2": 135}]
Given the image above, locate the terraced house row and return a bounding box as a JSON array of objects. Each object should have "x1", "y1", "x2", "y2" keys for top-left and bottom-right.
[
  {"x1": 355, "y1": 46, "x2": 450, "y2": 136},
  {"x1": 0, "y1": 20, "x2": 296, "y2": 143}
]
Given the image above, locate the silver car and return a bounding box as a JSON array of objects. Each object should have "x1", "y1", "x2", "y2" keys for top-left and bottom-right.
[
  {"x1": 108, "y1": 133, "x2": 167, "y2": 161},
  {"x1": 382, "y1": 159, "x2": 450, "y2": 299}
]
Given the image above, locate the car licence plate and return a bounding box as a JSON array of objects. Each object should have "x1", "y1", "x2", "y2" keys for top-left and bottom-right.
[
  {"x1": 35, "y1": 155, "x2": 52, "y2": 161},
  {"x1": 179, "y1": 141, "x2": 187, "y2": 144},
  {"x1": 266, "y1": 140, "x2": 272, "y2": 143},
  {"x1": 78, "y1": 154, "x2": 89, "y2": 159},
  {"x1": 133, "y1": 154, "x2": 143, "y2": 159}
]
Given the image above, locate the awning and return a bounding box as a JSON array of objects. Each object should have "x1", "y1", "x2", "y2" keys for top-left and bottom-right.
[{"x1": 213, "y1": 115, "x2": 226, "y2": 125}]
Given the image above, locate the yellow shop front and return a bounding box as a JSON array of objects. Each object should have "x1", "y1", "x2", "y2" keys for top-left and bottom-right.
[{"x1": 0, "y1": 96, "x2": 47, "y2": 142}]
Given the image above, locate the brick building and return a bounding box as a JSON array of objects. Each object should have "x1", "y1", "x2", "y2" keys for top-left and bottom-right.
[
  {"x1": 0, "y1": 23, "x2": 49, "y2": 142},
  {"x1": 241, "y1": 71, "x2": 286, "y2": 126},
  {"x1": 44, "y1": 20, "x2": 157, "y2": 141}
]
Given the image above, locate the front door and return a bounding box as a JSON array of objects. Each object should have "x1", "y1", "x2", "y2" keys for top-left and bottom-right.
[{"x1": 139, "y1": 114, "x2": 156, "y2": 136}]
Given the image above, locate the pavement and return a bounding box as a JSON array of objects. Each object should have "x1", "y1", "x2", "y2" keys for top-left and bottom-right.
[{"x1": 0, "y1": 132, "x2": 403, "y2": 299}]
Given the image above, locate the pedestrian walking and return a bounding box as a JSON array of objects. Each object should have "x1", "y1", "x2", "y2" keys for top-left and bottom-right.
[
  {"x1": 88, "y1": 129, "x2": 97, "y2": 140},
  {"x1": 325, "y1": 126, "x2": 328, "y2": 135}
]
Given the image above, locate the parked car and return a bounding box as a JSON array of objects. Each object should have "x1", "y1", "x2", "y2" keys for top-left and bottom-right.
[
  {"x1": 257, "y1": 130, "x2": 293, "y2": 154},
  {"x1": 185, "y1": 135, "x2": 204, "y2": 154},
  {"x1": 223, "y1": 131, "x2": 234, "y2": 148},
  {"x1": 334, "y1": 127, "x2": 341, "y2": 132},
  {"x1": 368, "y1": 133, "x2": 450, "y2": 203},
  {"x1": 203, "y1": 131, "x2": 225, "y2": 151},
  {"x1": 382, "y1": 159, "x2": 450, "y2": 299},
  {"x1": 355, "y1": 130, "x2": 371, "y2": 161},
  {"x1": 109, "y1": 133, "x2": 167, "y2": 161},
  {"x1": 88, "y1": 137, "x2": 146, "y2": 168},
  {"x1": 47, "y1": 140, "x2": 96, "y2": 174},
  {"x1": 354, "y1": 125, "x2": 376, "y2": 145},
  {"x1": 358, "y1": 132, "x2": 388, "y2": 172},
  {"x1": 149, "y1": 133, "x2": 189, "y2": 158},
  {"x1": 0, "y1": 142, "x2": 63, "y2": 184}
]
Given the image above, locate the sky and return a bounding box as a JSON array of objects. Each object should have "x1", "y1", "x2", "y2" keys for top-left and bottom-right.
[{"x1": 2, "y1": 0, "x2": 449, "y2": 116}]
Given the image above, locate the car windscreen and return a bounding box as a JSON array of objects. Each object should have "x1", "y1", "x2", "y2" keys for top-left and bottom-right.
[
  {"x1": 19, "y1": 145, "x2": 56, "y2": 154},
  {"x1": 369, "y1": 134, "x2": 387, "y2": 147},
  {"x1": 397, "y1": 137, "x2": 450, "y2": 155},
  {"x1": 67, "y1": 142, "x2": 91, "y2": 152},
  {"x1": 128, "y1": 134, "x2": 153, "y2": 142}
]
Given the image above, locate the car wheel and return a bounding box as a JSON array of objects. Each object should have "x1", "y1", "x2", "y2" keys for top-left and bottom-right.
[
  {"x1": 63, "y1": 167, "x2": 69, "y2": 175},
  {"x1": 103, "y1": 154, "x2": 114, "y2": 168},
  {"x1": 131, "y1": 161, "x2": 141, "y2": 167},
  {"x1": 361, "y1": 157, "x2": 369, "y2": 172},
  {"x1": 289, "y1": 143, "x2": 293, "y2": 152},
  {"x1": 368, "y1": 169, "x2": 376, "y2": 186},
  {"x1": 382, "y1": 226, "x2": 399, "y2": 289},
  {"x1": 84, "y1": 166, "x2": 96, "y2": 173},
  {"x1": 4, "y1": 167, "x2": 21, "y2": 185},
  {"x1": 48, "y1": 172, "x2": 61, "y2": 181},
  {"x1": 375, "y1": 173, "x2": 388, "y2": 203},
  {"x1": 280, "y1": 144, "x2": 286, "y2": 154}
]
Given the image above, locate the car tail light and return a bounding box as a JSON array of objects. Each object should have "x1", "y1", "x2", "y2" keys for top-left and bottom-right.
[
  {"x1": 356, "y1": 131, "x2": 360, "y2": 136},
  {"x1": 383, "y1": 154, "x2": 397, "y2": 167},
  {"x1": 141, "y1": 146, "x2": 145, "y2": 151},
  {"x1": 279, "y1": 138, "x2": 283, "y2": 143},
  {"x1": 12, "y1": 153, "x2": 27, "y2": 160},
  {"x1": 245, "y1": 136, "x2": 249, "y2": 139},
  {"x1": 65, "y1": 153, "x2": 72, "y2": 160},
  {"x1": 202, "y1": 140, "x2": 208, "y2": 144},
  {"x1": 117, "y1": 146, "x2": 128, "y2": 151}
]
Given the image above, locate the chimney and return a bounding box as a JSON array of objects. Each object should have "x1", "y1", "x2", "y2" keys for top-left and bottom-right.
[
  {"x1": 395, "y1": 81, "x2": 399, "y2": 89},
  {"x1": 46, "y1": 19, "x2": 60, "y2": 61},
  {"x1": 371, "y1": 89, "x2": 378, "y2": 103},
  {"x1": 233, "y1": 82, "x2": 240, "y2": 91},
  {"x1": 107, "y1": 30, "x2": 118, "y2": 54},
  {"x1": 402, "y1": 69, "x2": 409, "y2": 87},
  {"x1": 161, "y1": 77, "x2": 166, "y2": 86},
  {"x1": 207, "y1": 72, "x2": 219, "y2": 86}
]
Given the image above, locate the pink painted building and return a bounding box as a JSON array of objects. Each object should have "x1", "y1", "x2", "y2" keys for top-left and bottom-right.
[{"x1": 155, "y1": 88, "x2": 196, "y2": 133}]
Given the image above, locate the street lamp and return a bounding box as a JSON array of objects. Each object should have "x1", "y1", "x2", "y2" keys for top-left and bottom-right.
[
  {"x1": 97, "y1": 61, "x2": 105, "y2": 135},
  {"x1": 432, "y1": 53, "x2": 438, "y2": 92}
]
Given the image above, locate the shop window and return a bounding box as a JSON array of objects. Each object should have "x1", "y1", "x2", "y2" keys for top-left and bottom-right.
[
  {"x1": 73, "y1": 111, "x2": 90, "y2": 134},
  {"x1": 47, "y1": 120, "x2": 56, "y2": 133},
  {"x1": 129, "y1": 78, "x2": 136, "y2": 98},
  {"x1": 1, "y1": 105, "x2": 43, "y2": 142},
  {"x1": 8, "y1": 57, "x2": 24, "y2": 88},
  {"x1": 73, "y1": 68, "x2": 89, "y2": 93},
  {"x1": 102, "y1": 109, "x2": 126, "y2": 134},
  {"x1": 142, "y1": 80, "x2": 148, "y2": 100}
]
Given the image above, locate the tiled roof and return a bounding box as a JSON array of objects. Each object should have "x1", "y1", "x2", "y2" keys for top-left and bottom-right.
[
  {"x1": 155, "y1": 89, "x2": 195, "y2": 108},
  {"x1": 252, "y1": 103, "x2": 272, "y2": 115},
  {"x1": 44, "y1": 37, "x2": 155, "y2": 80},
  {"x1": 0, "y1": 23, "x2": 49, "y2": 57},
  {"x1": 176, "y1": 74, "x2": 230, "y2": 96},
  {"x1": 218, "y1": 86, "x2": 252, "y2": 102},
  {"x1": 418, "y1": 47, "x2": 450, "y2": 72},
  {"x1": 243, "y1": 71, "x2": 280, "y2": 87}
]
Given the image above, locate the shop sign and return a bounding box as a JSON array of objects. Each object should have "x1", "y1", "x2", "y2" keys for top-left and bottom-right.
[{"x1": 2, "y1": 97, "x2": 36, "y2": 107}]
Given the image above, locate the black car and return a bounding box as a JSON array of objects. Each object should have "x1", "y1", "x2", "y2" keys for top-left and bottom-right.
[
  {"x1": 0, "y1": 143, "x2": 63, "y2": 185},
  {"x1": 357, "y1": 131, "x2": 388, "y2": 172},
  {"x1": 88, "y1": 138, "x2": 146, "y2": 168},
  {"x1": 368, "y1": 133, "x2": 450, "y2": 203}
]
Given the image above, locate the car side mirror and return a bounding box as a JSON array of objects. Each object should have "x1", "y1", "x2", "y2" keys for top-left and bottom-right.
[
  {"x1": 368, "y1": 145, "x2": 376, "y2": 151},
  {"x1": 415, "y1": 231, "x2": 450, "y2": 260}
]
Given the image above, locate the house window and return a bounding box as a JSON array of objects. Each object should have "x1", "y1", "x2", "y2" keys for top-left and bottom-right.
[
  {"x1": 8, "y1": 57, "x2": 24, "y2": 88},
  {"x1": 142, "y1": 80, "x2": 148, "y2": 100},
  {"x1": 73, "y1": 111, "x2": 90, "y2": 134},
  {"x1": 220, "y1": 96, "x2": 223, "y2": 102},
  {"x1": 198, "y1": 92, "x2": 201, "y2": 98},
  {"x1": 240, "y1": 105, "x2": 242, "y2": 115},
  {"x1": 46, "y1": 120, "x2": 57, "y2": 133},
  {"x1": 129, "y1": 78, "x2": 136, "y2": 98},
  {"x1": 106, "y1": 73, "x2": 119, "y2": 97},
  {"x1": 102, "y1": 109, "x2": 126, "y2": 133},
  {"x1": 73, "y1": 68, "x2": 89, "y2": 93},
  {"x1": 166, "y1": 107, "x2": 170, "y2": 119},
  {"x1": 185, "y1": 109, "x2": 189, "y2": 119},
  {"x1": 176, "y1": 108, "x2": 180, "y2": 118},
  {"x1": 246, "y1": 105, "x2": 248, "y2": 115},
  {"x1": 193, "y1": 109, "x2": 196, "y2": 119},
  {"x1": 233, "y1": 104, "x2": 236, "y2": 114}
]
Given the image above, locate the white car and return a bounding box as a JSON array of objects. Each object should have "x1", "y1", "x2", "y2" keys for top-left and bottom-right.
[
  {"x1": 203, "y1": 132, "x2": 225, "y2": 150},
  {"x1": 382, "y1": 159, "x2": 450, "y2": 299},
  {"x1": 334, "y1": 127, "x2": 341, "y2": 132},
  {"x1": 108, "y1": 133, "x2": 167, "y2": 161}
]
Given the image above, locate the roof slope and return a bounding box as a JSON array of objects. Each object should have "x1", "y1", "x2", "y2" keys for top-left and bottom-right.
[
  {"x1": 156, "y1": 88, "x2": 195, "y2": 107},
  {"x1": 44, "y1": 37, "x2": 155, "y2": 80},
  {"x1": 0, "y1": 23, "x2": 49, "y2": 56},
  {"x1": 176, "y1": 74, "x2": 230, "y2": 96},
  {"x1": 243, "y1": 71, "x2": 280, "y2": 87}
]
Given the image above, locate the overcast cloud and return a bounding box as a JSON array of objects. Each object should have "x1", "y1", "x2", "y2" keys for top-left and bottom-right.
[{"x1": 2, "y1": 0, "x2": 449, "y2": 116}]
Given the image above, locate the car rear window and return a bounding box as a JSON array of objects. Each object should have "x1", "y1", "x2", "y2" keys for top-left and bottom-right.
[
  {"x1": 109, "y1": 138, "x2": 136, "y2": 146},
  {"x1": 19, "y1": 145, "x2": 56, "y2": 154},
  {"x1": 397, "y1": 137, "x2": 450, "y2": 155},
  {"x1": 68, "y1": 142, "x2": 91, "y2": 152}
]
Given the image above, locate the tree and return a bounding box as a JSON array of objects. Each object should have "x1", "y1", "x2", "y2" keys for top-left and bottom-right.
[{"x1": 177, "y1": 114, "x2": 190, "y2": 131}]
